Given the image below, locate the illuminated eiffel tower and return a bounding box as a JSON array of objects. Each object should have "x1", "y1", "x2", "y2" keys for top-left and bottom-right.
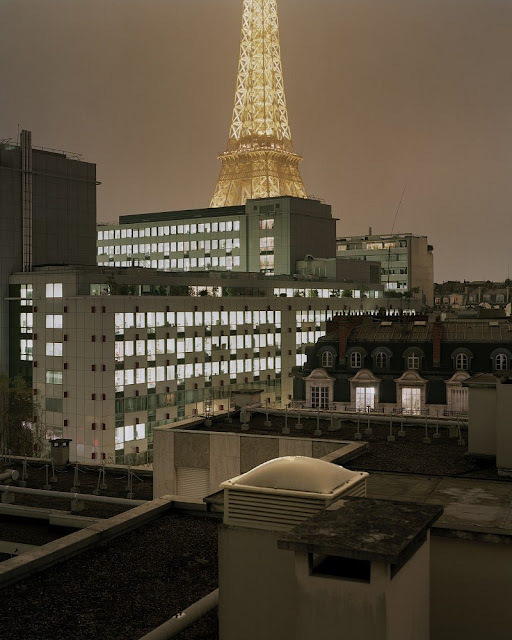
[{"x1": 209, "y1": 0, "x2": 307, "y2": 208}]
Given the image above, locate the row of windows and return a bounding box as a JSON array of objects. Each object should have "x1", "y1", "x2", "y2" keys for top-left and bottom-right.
[
  {"x1": 99, "y1": 256, "x2": 242, "y2": 270},
  {"x1": 115, "y1": 424, "x2": 146, "y2": 449},
  {"x1": 337, "y1": 240, "x2": 408, "y2": 251},
  {"x1": 381, "y1": 267, "x2": 408, "y2": 275},
  {"x1": 115, "y1": 334, "x2": 281, "y2": 360},
  {"x1": 113, "y1": 357, "x2": 282, "y2": 391},
  {"x1": 320, "y1": 350, "x2": 510, "y2": 371},
  {"x1": 98, "y1": 237, "x2": 241, "y2": 255},
  {"x1": 98, "y1": 220, "x2": 241, "y2": 240},
  {"x1": 114, "y1": 310, "x2": 281, "y2": 332}
]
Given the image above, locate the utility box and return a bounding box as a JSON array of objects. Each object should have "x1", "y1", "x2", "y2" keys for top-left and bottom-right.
[{"x1": 49, "y1": 438, "x2": 72, "y2": 469}]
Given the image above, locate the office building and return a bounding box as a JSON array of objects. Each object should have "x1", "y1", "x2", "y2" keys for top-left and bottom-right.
[
  {"x1": 97, "y1": 196, "x2": 335, "y2": 277},
  {"x1": 336, "y1": 232, "x2": 434, "y2": 306},
  {"x1": 9, "y1": 265, "x2": 390, "y2": 465},
  {"x1": 0, "y1": 130, "x2": 97, "y2": 375}
]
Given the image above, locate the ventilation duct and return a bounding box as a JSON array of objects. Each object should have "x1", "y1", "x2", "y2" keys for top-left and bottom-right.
[{"x1": 221, "y1": 456, "x2": 368, "y2": 531}]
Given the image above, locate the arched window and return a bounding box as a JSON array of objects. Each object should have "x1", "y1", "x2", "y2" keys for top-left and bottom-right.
[
  {"x1": 407, "y1": 354, "x2": 420, "y2": 370},
  {"x1": 321, "y1": 350, "x2": 333, "y2": 368},
  {"x1": 455, "y1": 353, "x2": 469, "y2": 370},
  {"x1": 495, "y1": 353, "x2": 508, "y2": 370},
  {"x1": 375, "y1": 352, "x2": 388, "y2": 369},
  {"x1": 490, "y1": 349, "x2": 511, "y2": 372},
  {"x1": 350, "y1": 352, "x2": 362, "y2": 369},
  {"x1": 403, "y1": 348, "x2": 423, "y2": 371}
]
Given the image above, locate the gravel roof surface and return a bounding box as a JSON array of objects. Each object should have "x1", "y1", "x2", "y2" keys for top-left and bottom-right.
[
  {"x1": 0, "y1": 515, "x2": 76, "y2": 546},
  {"x1": 2, "y1": 512, "x2": 219, "y2": 640},
  {"x1": 187, "y1": 413, "x2": 499, "y2": 478}
]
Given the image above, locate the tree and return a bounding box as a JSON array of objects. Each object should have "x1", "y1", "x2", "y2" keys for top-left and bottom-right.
[{"x1": 0, "y1": 375, "x2": 43, "y2": 457}]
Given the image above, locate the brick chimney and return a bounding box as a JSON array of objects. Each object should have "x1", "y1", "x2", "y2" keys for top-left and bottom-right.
[{"x1": 432, "y1": 317, "x2": 443, "y2": 367}]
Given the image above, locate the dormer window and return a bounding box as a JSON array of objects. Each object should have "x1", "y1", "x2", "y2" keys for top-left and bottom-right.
[
  {"x1": 403, "y1": 348, "x2": 424, "y2": 371},
  {"x1": 321, "y1": 350, "x2": 334, "y2": 368},
  {"x1": 350, "y1": 352, "x2": 362, "y2": 369},
  {"x1": 372, "y1": 347, "x2": 392, "y2": 370},
  {"x1": 455, "y1": 353, "x2": 469, "y2": 370},
  {"x1": 451, "y1": 348, "x2": 473, "y2": 372},
  {"x1": 496, "y1": 353, "x2": 507, "y2": 370},
  {"x1": 408, "y1": 354, "x2": 420, "y2": 370}
]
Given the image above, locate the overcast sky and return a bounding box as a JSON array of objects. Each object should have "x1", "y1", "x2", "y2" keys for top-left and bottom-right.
[{"x1": 1, "y1": 0, "x2": 511, "y2": 282}]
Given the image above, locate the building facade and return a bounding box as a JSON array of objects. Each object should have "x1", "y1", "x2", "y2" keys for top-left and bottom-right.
[
  {"x1": 336, "y1": 232, "x2": 434, "y2": 306},
  {"x1": 9, "y1": 266, "x2": 395, "y2": 465},
  {"x1": 435, "y1": 280, "x2": 512, "y2": 310},
  {"x1": 294, "y1": 314, "x2": 512, "y2": 416},
  {"x1": 0, "y1": 131, "x2": 97, "y2": 374},
  {"x1": 97, "y1": 196, "x2": 335, "y2": 277}
]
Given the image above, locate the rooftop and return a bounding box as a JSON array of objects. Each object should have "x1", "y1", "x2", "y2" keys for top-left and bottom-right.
[{"x1": 278, "y1": 497, "x2": 443, "y2": 565}]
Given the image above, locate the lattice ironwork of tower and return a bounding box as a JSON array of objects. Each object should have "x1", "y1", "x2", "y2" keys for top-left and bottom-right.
[{"x1": 209, "y1": 0, "x2": 307, "y2": 208}]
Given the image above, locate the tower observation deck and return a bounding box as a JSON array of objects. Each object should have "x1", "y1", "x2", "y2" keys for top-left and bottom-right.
[{"x1": 210, "y1": 0, "x2": 308, "y2": 208}]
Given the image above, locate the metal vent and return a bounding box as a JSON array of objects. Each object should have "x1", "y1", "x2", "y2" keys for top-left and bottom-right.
[
  {"x1": 176, "y1": 467, "x2": 210, "y2": 500},
  {"x1": 225, "y1": 489, "x2": 326, "y2": 531}
]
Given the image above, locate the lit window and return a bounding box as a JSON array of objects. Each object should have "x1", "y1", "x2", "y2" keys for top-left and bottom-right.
[
  {"x1": 46, "y1": 315, "x2": 63, "y2": 329},
  {"x1": 20, "y1": 339, "x2": 33, "y2": 361},
  {"x1": 20, "y1": 312, "x2": 33, "y2": 333},
  {"x1": 46, "y1": 342, "x2": 63, "y2": 356},
  {"x1": 260, "y1": 237, "x2": 275, "y2": 251},
  {"x1": 46, "y1": 283, "x2": 63, "y2": 298},
  {"x1": 45, "y1": 370, "x2": 63, "y2": 384},
  {"x1": 20, "y1": 284, "x2": 33, "y2": 305},
  {"x1": 259, "y1": 219, "x2": 274, "y2": 230}
]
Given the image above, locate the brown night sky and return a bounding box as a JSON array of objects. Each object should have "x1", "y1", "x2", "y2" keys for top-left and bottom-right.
[{"x1": 1, "y1": 0, "x2": 511, "y2": 282}]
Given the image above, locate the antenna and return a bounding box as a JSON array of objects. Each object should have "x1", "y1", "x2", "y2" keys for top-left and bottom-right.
[{"x1": 391, "y1": 183, "x2": 407, "y2": 235}]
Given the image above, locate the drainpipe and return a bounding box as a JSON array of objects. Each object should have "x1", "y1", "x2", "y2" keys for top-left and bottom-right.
[
  {"x1": 0, "y1": 485, "x2": 146, "y2": 506},
  {"x1": 138, "y1": 588, "x2": 219, "y2": 640},
  {"x1": 0, "y1": 470, "x2": 19, "y2": 482}
]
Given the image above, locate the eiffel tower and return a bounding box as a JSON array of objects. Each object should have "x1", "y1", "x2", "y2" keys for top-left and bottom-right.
[{"x1": 210, "y1": 0, "x2": 307, "y2": 208}]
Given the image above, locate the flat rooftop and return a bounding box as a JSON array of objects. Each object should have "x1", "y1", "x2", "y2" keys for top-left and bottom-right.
[
  {"x1": 184, "y1": 411, "x2": 495, "y2": 477},
  {"x1": 1, "y1": 510, "x2": 219, "y2": 640},
  {"x1": 366, "y1": 472, "x2": 512, "y2": 537}
]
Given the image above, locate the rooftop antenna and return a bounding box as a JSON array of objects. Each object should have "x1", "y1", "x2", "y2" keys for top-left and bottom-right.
[{"x1": 387, "y1": 184, "x2": 407, "y2": 292}]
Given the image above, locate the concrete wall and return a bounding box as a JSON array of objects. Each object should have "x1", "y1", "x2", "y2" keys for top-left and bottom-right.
[
  {"x1": 0, "y1": 145, "x2": 23, "y2": 374},
  {"x1": 292, "y1": 540, "x2": 430, "y2": 640},
  {"x1": 219, "y1": 526, "x2": 296, "y2": 640},
  {"x1": 431, "y1": 534, "x2": 512, "y2": 640},
  {"x1": 410, "y1": 236, "x2": 434, "y2": 307},
  {"x1": 496, "y1": 383, "x2": 512, "y2": 472},
  {"x1": 152, "y1": 428, "x2": 347, "y2": 498},
  {"x1": 467, "y1": 385, "x2": 497, "y2": 456},
  {"x1": 32, "y1": 151, "x2": 97, "y2": 268}
]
